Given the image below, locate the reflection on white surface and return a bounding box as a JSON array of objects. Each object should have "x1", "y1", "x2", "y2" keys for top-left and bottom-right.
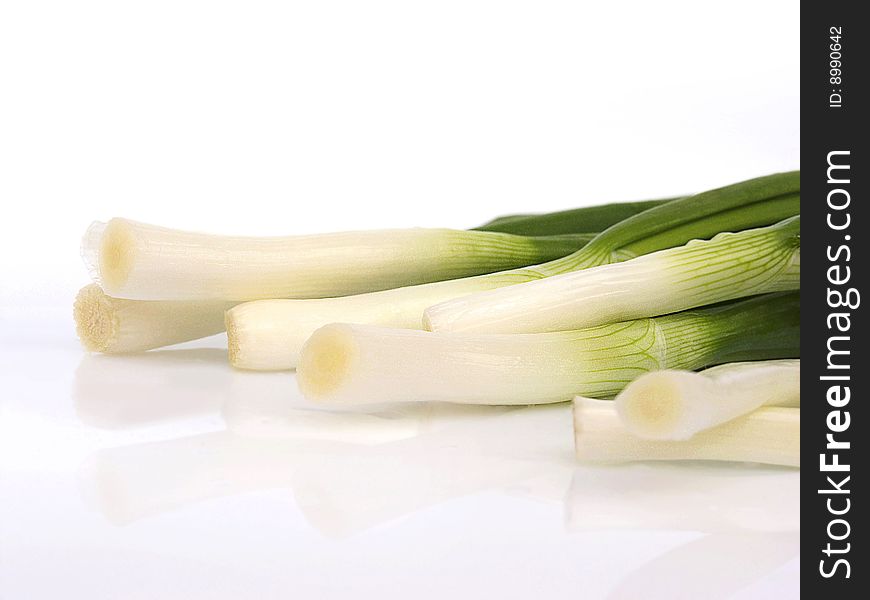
[
  {"x1": 79, "y1": 388, "x2": 573, "y2": 535},
  {"x1": 566, "y1": 463, "x2": 799, "y2": 533},
  {"x1": 74, "y1": 350, "x2": 232, "y2": 428},
  {"x1": 289, "y1": 405, "x2": 574, "y2": 537},
  {"x1": 221, "y1": 371, "x2": 512, "y2": 444},
  {"x1": 2, "y1": 340, "x2": 800, "y2": 599},
  {"x1": 565, "y1": 465, "x2": 800, "y2": 599},
  {"x1": 608, "y1": 532, "x2": 798, "y2": 600},
  {"x1": 79, "y1": 432, "x2": 304, "y2": 524},
  {"x1": 78, "y1": 367, "x2": 797, "y2": 550}
]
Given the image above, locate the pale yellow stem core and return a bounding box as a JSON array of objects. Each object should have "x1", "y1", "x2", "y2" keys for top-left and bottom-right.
[
  {"x1": 615, "y1": 370, "x2": 694, "y2": 438},
  {"x1": 99, "y1": 218, "x2": 137, "y2": 293},
  {"x1": 297, "y1": 325, "x2": 360, "y2": 399}
]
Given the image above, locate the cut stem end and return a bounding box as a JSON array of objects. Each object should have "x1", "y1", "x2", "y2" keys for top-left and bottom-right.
[
  {"x1": 297, "y1": 325, "x2": 360, "y2": 401},
  {"x1": 74, "y1": 284, "x2": 119, "y2": 352}
]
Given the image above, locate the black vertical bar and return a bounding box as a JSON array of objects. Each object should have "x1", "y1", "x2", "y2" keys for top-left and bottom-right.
[{"x1": 802, "y1": 1, "x2": 866, "y2": 595}]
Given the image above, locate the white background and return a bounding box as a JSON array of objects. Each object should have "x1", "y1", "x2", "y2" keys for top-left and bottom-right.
[{"x1": 1, "y1": 1, "x2": 799, "y2": 599}]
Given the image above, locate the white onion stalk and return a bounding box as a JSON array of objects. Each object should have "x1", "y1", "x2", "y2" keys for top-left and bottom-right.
[
  {"x1": 82, "y1": 218, "x2": 589, "y2": 301},
  {"x1": 424, "y1": 216, "x2": 800, "y2": 333},
  {"x1": 73, "y1": 284, "x2": 233, "y2": 353},
  {"x1": 296, "y1": 293, "x2": 799, "y2": 406},
  {"x1": 616, "y1": 359, "x2": 800, "y2": 440},
  {"x1": 227, "y1": 275, "x2": 512, "y2": 370},
  {"x1": 573, "y1": 397, "x2": 799, "y2": 467}
]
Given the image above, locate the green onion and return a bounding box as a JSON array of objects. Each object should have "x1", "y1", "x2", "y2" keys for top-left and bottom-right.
[
  {"x1": 77, "y1": 227, "x2": 595, "y2": 354},
  {"x1": 79, "y1": 231, "x2": 598, "y2": 354},
  {"x1": 615, "y1": 359, "x2": 800, "y2": 440},
  {"x1": 89, "y1": 197, "x2": 672, "y2": 353},
  {"x1": 296, "y1": 293, "x2": 799, "y2": 406},
  {"x1": 229, "y1": 171, "x2": 800, "y2": 370},
  {"x1": 82, "y1": 219, "x2": 595, "y2": 301},
  {"x1": 82, "y1": 196, "x2": 669, "y2": 354},
  {"x1": 424, "y1": 216, "x2": 800, "y2": 333},
  {"x1": 473, "y1": 198, "x2": 676, "y2": 236},
  {"x1": 573, "y1": 397, "x2": 799, "y2": 467}
]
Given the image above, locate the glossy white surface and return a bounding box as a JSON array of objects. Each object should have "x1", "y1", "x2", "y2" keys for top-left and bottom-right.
[
  {"x1": 1, "y1": 307, "x2": 799, "y2": 599},
  {"x1": 2, "y1": 1, "x2": 799, "y2": 596}
]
